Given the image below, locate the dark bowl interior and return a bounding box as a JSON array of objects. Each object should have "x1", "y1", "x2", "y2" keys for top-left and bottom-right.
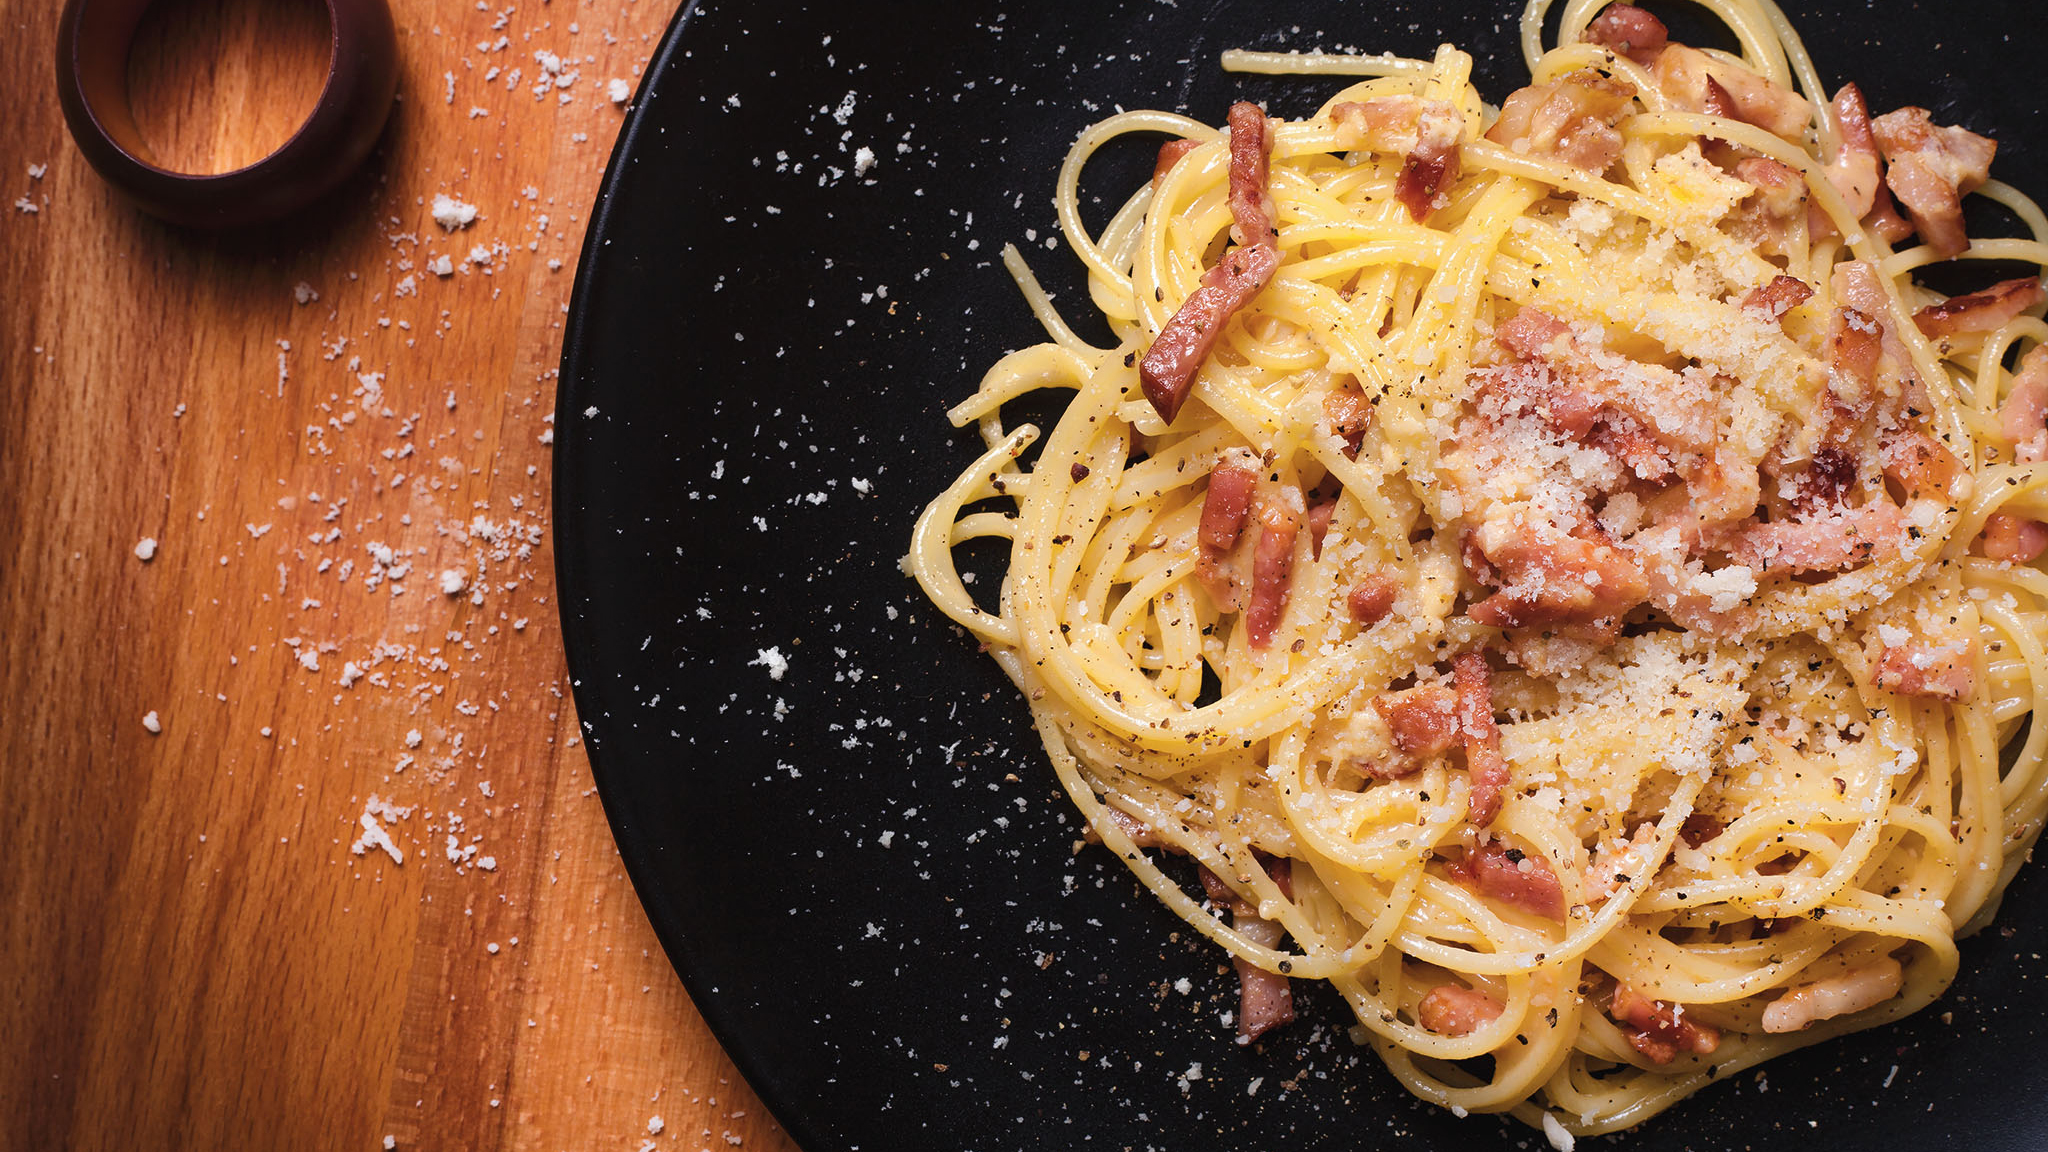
[{"x1": 555, "y1": 2, "x2": 2048, "y2": 1148}]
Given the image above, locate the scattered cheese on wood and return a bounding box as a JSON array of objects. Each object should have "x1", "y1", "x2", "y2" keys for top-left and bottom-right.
[
  {"x1": 142, "y1": 711, "x2": 161, "y2": 734},
  {"x1": 134, "y1": 537, "x2": 157, "y2": 561}
]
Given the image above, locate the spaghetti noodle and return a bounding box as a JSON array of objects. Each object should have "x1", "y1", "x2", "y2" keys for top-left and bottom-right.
[{"x1": 909, "y1": 0, "x2": 2048, "y2": 1135}]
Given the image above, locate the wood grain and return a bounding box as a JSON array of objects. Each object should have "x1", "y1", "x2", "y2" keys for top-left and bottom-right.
[{"x1": 0, "y1": 1, "x2": 800, "y2": 1149}]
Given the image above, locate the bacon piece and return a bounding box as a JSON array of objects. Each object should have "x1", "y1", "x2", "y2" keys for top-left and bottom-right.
[
  {"x1": 1418, "y1": 984, "x2": 1505, "y2": 1037},
  {"x1": 1455, "y1": 652, "x2": 1509, "y2": 828},
  {"x1": 1679, "y1": 813, "x2": 1726, "y2": 848},
  {"x1": 1651, "y1": 45, "x2": 1809, "y2": 141},
  {"x1": 1153, "y1": 138, "x2": 1201, "y2": 187},
  {"x1": 1347, "y1": 572, "x2": 1401, "y2": 625},
  {"x1": 1913, "y1": 277, "x2": 2046, "y2": 339},
  {"x1": 1140, "y1": 243, "x2": 1280, "y2": 423},
  {"x1": 1982, "y1": 514, "x2": 2048, "y2": 564},
  {"x1": 1323, "y1": 379, "x2": 1374, "y2": 459},
  {"x1": 1741, "y1": 274, "x2": 1814, "y2": 322},
  {"x1": 1877, "y1": 639, "x2": 1974, "y2": 700},
  {"x1": 1331, "y1": 97, "x2": 1465, "y2": 221},
  {"x1": 1865, "y1": 183, "x2": 1916, "y2": 245},
  {"x1": 1447, "y1": 839, "x2": 1564, "y2": 921},
  {"x1": 1583, "y1": 3, "x2": 1667, "y2": 66},
  {"x1": 1609, "y1": 983, "x2": 1721, "y2": 1064},
  {"x1": 1230, "y1": 915, "x2": 1295, "y2": 1043},
  {"x1": 1495, "y1": 306, "x2": 1573, "y2": 360},
  {"x1": 1760, "y1": 958, "x2": 1903, "y2": 1033},
  {"x1": 1881, "y1": 428, "x2": 1965, "y2": 502},
  {"x1": 1196, "y1": 456, "x2": 1259, "y2": 609},
  {"x1": 1466, "y1": 523, "x2": 1649, "y2": 631},
  {"x1": 1244, "y1": 485, "x2": 1304, "y2": 648},
  {"x1": 1372, "y1": 685, "x2": 1459, "y2": 761},
  {"x1": 1226, "y1": 102, "x2": 1279, "y2": 247},
  {"x1": 1732, "y1": 501, "x2": 1904, "y2": 573},
  {"x1": 1734, "y1": 156, "x2": 1807, "y2": 258},
  {"x1": 1306, "y1": 495, "x2": 1337, "y2": 560},
  {"x1": 1820, "y1": 83, "x2": 1884, "y2": 221},
  {"x1": 1871, "y1": 107, "x2": 1996, "y2": 259},
  {"x1": 1487, "y1": 70, "x2": 1636, "y2": 174},
  {"x1": 1999, "y1": 346, "x2": 2048, "y2": 463},
  {"x1": 1081, "y1": 804, "x2": 1164, "y2": 849}
]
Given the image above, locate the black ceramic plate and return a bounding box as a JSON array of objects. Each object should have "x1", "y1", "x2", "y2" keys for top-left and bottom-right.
[{"x1": 555, "y1": 3, "x2": 2048, "y2": 1149}]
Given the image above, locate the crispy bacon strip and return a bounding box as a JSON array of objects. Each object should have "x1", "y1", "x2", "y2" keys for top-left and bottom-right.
[
  {"x1": 1610, "y1": 983, "x2": 1721, "y2": 1064},
  {"x1": 1912, "y1": 277, "x2": 2046, "y2": 339},
  {"x1": 1741, "y1": 274, "x2": 1814, "y2": 322},
  {"x1": 1153, "y1": 138, "x2": 1201, "y2": 187},
  {"x1": 1227, "y1": 102, "x2": 1278, "y2": 247},
  {"x1": 1877, "y1": 639, "x2": 1974, "y2": 700},
  {"x1": 1486, "y1": 70, "x2": 1636, "y2": 173},
  {"x1": 1244, "y1": 485, "x2": 1304, "y2": 648},
  {"x1": 1139, "y1": 244, "x2": 1280, "y2": 424},
  {"x1": 1982, "y1": 514, "x2": 2048, "y2": 564},
  {"x1": 1583, "y1": 3, "x2": 1667, "y2": 66},
  {"x1": 1455, "y1": 652, "x2": 1509, "y2": 828},
  {"x1": 1871, "y1": 106, "x2": 1996, "y2": 259},
  {"x1": 1139, "y1": 102, "x2": 1279, "y2": 424},
  {"x1": 1347, "y1": 572, "x2": 1401, "y2": 625},
  {"x1": 1447, "y1": 839, "x2": 1564, "y2": 920},
  {"x1": 1881, "y1": 428, "x2": 1965, "y2": 502},
  {"x1": 1418, "y1": 985, "x2": 1505, "y2": 1037},
  {"x1": 1331, "y1": 97, "x2": 1465, "y2": 221}
]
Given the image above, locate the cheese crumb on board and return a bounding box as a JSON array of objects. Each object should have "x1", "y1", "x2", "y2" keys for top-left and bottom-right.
[
  {"x1": 431, "y1": 193, "x2": 478, "y2": 230},
  {"x1": 134, "y1": 537, "x2": 157, "y2": 561},
  {"x1": 142, "y1": 711, "x2": 161, "y2": 734}
]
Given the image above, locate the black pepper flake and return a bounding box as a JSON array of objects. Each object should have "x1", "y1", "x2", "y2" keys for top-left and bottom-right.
[
  {"x1": 1503, "y1": 847, "x2": 1526, "y2": 864},
  {"x1": 1123, "y1": 351, "x2": 1137, "y2": 367},
  {"x1": 1071, "y1": 463, "x2": 1091, "y2": 481}
]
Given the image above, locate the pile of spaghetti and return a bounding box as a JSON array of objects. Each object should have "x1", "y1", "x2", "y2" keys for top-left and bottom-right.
[{"x1": 910, "y1": 0, "x2": 2048, "y2": 1136}]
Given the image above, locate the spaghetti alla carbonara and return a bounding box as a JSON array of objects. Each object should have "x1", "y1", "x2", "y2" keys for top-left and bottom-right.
[{"x1": 909, "y1": 0, "x2": 2048, "y2": 1135}]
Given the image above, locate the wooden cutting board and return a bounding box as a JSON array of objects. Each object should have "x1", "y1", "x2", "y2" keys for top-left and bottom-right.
[{"x1": 0, "y1": 1, "x2": 799, "y2": 1148}]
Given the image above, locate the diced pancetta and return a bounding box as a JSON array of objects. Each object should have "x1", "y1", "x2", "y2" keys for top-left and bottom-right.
[
  {"x1": 1876, "y1": 638, "x2": 1974, "y2": 700},
  {"x1": 1347, "y1": 572, "x2": 1401, "y2": 625},
  {"x1": 1455, "y1": 652, "x2": 1510, "y2": 828},
  {"x1": 1760, "y1": 957, "x2": 1903, "y2": 1033},
  {"x1": 1227, "y1": 101, "x2": 1279, "y2": 247},
  {"x1": 1651, "y1": 44, "x2": 1809, "y2": 141},
  {"x1": 1418, "y1": 984, "x2": 1505, "y2": 1037},
  {"x1": 1871, "y1": 106, "x2": 1996, "y2": 259},
  {"x1": 1732, "y1": 500, "x2": 1904, "y2": 573},
  {"x1": 1231, "y1": 914, "x2": 1296, "y2": 1043},
  {"x1": 1486, "y1": 70, "x2": 1637, "y2": 173},
  {"x1": 1981, "y1": 513, "x2": 2048, "y2": 564},
  {"x1": 1447, "y1": 838, "x2": 1564, "y2": 920},
  {"x1": 1912, "y1": 277, "x2": 2046, "y2": 339},
  {"x1": 1323, "y1": 379, "x2": 1375, "y2": 459},
  {"x1": 1741, "y1": 274, "x2": 1814, "y2": 322},
  {"x1": 1371, "y1": 684, "x2": 1459, "y2": 764},
  {"x1": 1244, "y1": 485, "x2": 1304, "y2": 649},
  {"x1": 1821, "y1": 83, "x2": 1883, "y2": 220},
  {"x1": 1140, "y1": 101, "x2": 1281, "y2": 423},
  {"x1": 1609, "y1": 983, "x2": 1721, "y2": 1064},
  {"x1": 1153, "y1": 137, "x2": 1201, "y2": 187},
  {"x1": 1734, "y1": 156, "x2": 1807, "y2": 258},
  {"x1": 1331, "y1": 97, "x2": 1466, "y2": 221},
  {"x1": 1465, "y1": 520, "x2": 1650, "y2": 631},
  {"x1": 1196, "y1": 454, "x2": 1259, "y2": 609},
  {"x1": 1998, "y1": 346, "x2": 2048, "y2": 462},
  {"x1": 1139, "y1": 243, "x2": 1280, "y2": 423},
  {"x1": 1582, "y1": 3, "x2": 1668, "y2": 67}
]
